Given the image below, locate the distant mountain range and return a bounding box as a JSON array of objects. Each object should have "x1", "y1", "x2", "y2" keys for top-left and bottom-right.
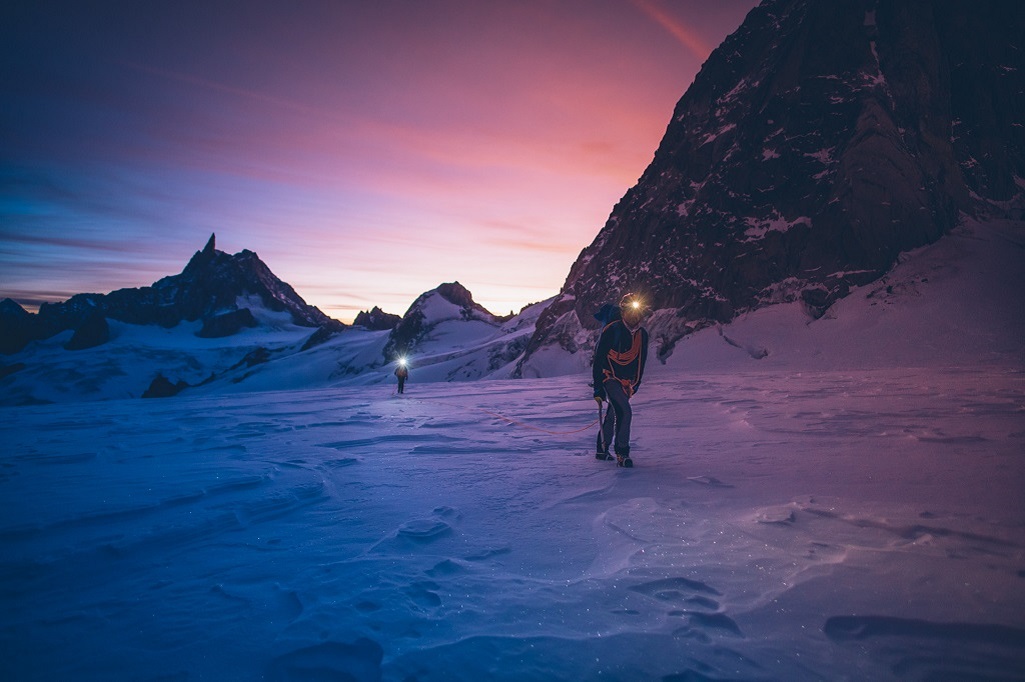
[
  {"x1": 0, "y1": 260, "x2": 549, "y2": 404},
  {"x1": 0, "y1": 234, "x2": 337, "y2": 354},
  {"x1": 2, "y1": 0, "x2": 1023, "y2": 403}
]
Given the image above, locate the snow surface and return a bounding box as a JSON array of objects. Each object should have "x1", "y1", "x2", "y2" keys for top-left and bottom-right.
[{"x1": 1, "y1": 220, "x2": 1024, "y2": 680}]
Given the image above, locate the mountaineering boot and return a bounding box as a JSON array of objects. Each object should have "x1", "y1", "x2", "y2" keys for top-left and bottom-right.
[
  {"x1": 595, "y1": 450, "x2": 612, "y2": 461},
  {"x1": 616, "y1": 453, "x2": 634, "y2": 468}
]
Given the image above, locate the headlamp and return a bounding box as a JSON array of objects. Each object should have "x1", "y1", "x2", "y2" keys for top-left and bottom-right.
[{"x1": 619, "y1": 293, "x2": 646, "y2": 312}]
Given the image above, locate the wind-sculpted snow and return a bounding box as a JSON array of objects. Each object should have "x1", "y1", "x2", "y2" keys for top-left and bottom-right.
[{"x1": 2, "y1": 365, "x2": 1023, "y2": 680}]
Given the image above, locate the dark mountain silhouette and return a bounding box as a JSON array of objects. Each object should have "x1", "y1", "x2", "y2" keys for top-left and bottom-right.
[
  {"x1": 354, "y1": 306, "x2": 402, "y2": 331},
  {"x1": 517, "y1": 0, "x2": 1024, "y2": 371},
  {"x1": 0, "y1": 298, "x2": 33, "y2": 354},
  {"x1": 2, "y1": 234, "x2": 339, "y2": 353}
]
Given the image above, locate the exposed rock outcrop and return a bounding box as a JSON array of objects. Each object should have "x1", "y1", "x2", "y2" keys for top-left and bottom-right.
[
  {"x1": 197, "y1": 308, "x2": 258, "y2": 338},
  {"x1": 142, "y1": 373, "x2": 188, "y2": 398},
  {"x1": 65, "y1": 311, "x2": 110, "y2": 350},
  {"x1": 353, "y1": 306, "x2": 402, "y2": 331}
]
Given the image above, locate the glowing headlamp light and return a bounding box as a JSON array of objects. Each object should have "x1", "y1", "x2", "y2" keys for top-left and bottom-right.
[{"x1": 619, "y1": 292, "x2": 647, "y2": 315}]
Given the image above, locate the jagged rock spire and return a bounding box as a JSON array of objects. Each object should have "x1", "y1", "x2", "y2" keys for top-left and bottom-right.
[{"x1": 5, "y1": 232, "x2": 336, "y2": 350}]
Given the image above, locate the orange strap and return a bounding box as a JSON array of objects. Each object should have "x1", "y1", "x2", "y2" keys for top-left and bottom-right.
[
  {"x1": 601, "y1": 374, "x2": 635, "y2": 398},
  {"x1": 607, "y1": 329, "x2": 641, "y2": 366}
]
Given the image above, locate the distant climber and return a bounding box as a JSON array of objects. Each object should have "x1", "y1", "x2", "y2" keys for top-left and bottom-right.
[{"x1": 395, "y1": 358, "x2": 409, "y2": 394}]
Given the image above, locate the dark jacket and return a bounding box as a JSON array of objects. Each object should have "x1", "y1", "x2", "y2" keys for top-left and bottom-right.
[{"x1": 592, "y1": 318, "x2": 649, "y2": 400}]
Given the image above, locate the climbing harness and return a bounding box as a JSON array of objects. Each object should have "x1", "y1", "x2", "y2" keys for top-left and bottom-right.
[{"x1": 599, "y1": 321, "x2": 643, "y2": 397}]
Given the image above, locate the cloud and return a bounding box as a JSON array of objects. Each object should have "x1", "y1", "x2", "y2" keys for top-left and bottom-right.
[
  {"x1": 120, "y1": 61, "x2": 324, "y2": 118},
  {"x1": 630, "y1": 0, "x2": 714, "y2": 60},
  {"x1": 0, "y1": 232, "x2": 145, "y2": 256}
]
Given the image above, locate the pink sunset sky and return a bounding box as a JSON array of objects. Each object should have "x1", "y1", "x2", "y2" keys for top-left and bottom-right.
[{"x1": 1, "y1": 0, "x2": 758, "y2": 323}]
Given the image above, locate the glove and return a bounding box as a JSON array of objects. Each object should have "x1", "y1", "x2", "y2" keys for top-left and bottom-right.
[{"x1": 594, "y1": 396, "x2": 604, "y2": 404}]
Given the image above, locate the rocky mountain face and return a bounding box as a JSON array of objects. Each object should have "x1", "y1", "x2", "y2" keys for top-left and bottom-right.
[
  {"x1": 517, "y1": 0, "x2": 1024, "y2": 372},
  {"x1": 353, "y1": 307, "x2": 402, "y2": 331},
  {"x1": 383, "y1": 282, "x2": 502, "y2": 361},
  {"x1": 2, "y1": 234, "x2": 339, "y2": 353}
]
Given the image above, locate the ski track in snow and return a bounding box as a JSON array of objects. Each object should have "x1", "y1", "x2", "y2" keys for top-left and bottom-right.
[{"x1": 2, "y1": 367, "x2": 1024, "y2": 680}]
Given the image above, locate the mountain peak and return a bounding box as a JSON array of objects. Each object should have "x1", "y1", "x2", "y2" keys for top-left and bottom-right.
[
  {"x1": 0, "y1": 298, "x2": 30, "y2": 320},
  {"x1": 384, "y1": 282, "x2": 499, "y2": 360},
  {"x1": 11, "y1": 239, "x2": 337, "y2": 350},
  {"x1": 353, "y1": 306, "x2": 401, "y2": 331},
  {"x1": 183, "y1": 234, "x2": 220, "y2": 274},
  {"x1": 436, "y1": 282, "x2": 475, "y2": 308},
  {"x1": 158, "y1": 243, "x2": 333, "y2": 329},
  {"x1": 516, "y1": 0, "x2": 1025, "y2": 375}
]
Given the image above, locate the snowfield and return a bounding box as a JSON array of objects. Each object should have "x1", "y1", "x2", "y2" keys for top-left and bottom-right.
[{"x1": 1, "y1": 220, "x2": 1024, "y2": 680}]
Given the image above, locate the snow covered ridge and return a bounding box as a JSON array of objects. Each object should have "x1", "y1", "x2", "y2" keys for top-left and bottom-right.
[
  {"x1": 0, "y1": 271, "x2": 554, "y2": 405},
  {"x1": 0, "y1": 228, "x2": 559, "y2": 404}
]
